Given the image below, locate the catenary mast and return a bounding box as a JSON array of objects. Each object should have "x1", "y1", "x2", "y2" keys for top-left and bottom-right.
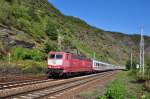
[{"x1": 139, "y1": 27, "x2": 144, "y2": 74}]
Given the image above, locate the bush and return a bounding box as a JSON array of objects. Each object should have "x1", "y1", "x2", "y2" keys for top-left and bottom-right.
[
  {"x1": 11, "y1": 46, "x2": 45, "y2": 61},
  {"x1": 145, "y1": 57, "x2": 150, "y2": 80},
  {"x1": 105, "y1": 80, "x2": 125, "y2": 99},
  {"x1": 126, "y1": 59, "x2": 137, "y2": 70},
  {"x1": 135, "y1": 57, "x2": 150, "y2": 81},
  {"x1": 97, "y1": 80, "x2": 125, "y2": 99},
  {"x1": 97, "y1": 96, "x2": 107, "y2": 99},
  {"x1": 11, "y1": 47, "x2": 26, "y2": 60},
  {"x1": 43, "y1": 41, "x2": 58, "y2": 53},
  {"x1": 98, "y1": 72, "x2": 127, "y2": 99},
  {"x1": 22, "y1": 61, "x2": 46, "y2": 74},
  {"x1": 0, "y1": 1, "x2": 11, "y2": 24},
  {"x1": 29, "y1": 49, "x2": 45, "y2": 61},
  {"x1": 0, "y1": 54, "x2": 4, "y2": 60},
  {"x1": 46, "y1": 23, "x2": 58, "y2": 40}
]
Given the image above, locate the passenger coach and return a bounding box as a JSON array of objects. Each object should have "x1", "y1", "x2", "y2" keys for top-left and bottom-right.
[{"x1": 92, "y1": 60, "x2": 115, "y2": 71}]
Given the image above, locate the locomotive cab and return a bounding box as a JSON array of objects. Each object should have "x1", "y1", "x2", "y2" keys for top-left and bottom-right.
[
  {"x1": 48, "y1": 54, "x2": 63, "y2": 67},
  {"x1": 47, "y1": 52, "x2": 70, "y2": 77},
  {"x1": 47, "y1": 52, "x2": 63, "y2": 76}
]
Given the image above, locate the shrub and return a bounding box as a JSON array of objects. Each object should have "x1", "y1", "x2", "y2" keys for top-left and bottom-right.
[
  {"x1": 22, "y1": 61, "x2": 46, "y2": 74},
  {"x1": 11, "y1": 46, "x2": 45, "y2": 61},
  {"x1": 30, "y1": 49, "x2": 45, "y2": 61},
  {"x1": 98, "y1": 73, "x2": 126, "y2": 99},
  {"x1": 0, "y1": 1, "x2": 11, "y2": 24},
  {"x1": 11, "y1": 47, "x2": 26, "y2": 60},
  {"x1": 46, "y1": 23, "x2": 58, "y2": 40},
  {"x1": 43, "y1": 42, "x2": 58, "y2": 53},
  {"x1": 97, "y1": 80, "x2": 125, "y2": 99},
  {"x1": 97, "y1": 96, "x2": 107, "y2": 99},
  {"x1": 105, "y1": 80, "x2": 125, "y2": 99},
  {"x1": 126, "y1": 59, "x2": 137, "y2": 70},
  {"x1": 134, "y1": 57, "x2": 150, "y2": 81},
  {"x1": 145, "y1": 57, "x2": 150, "y2": 80},
  {"x1": 0, "y1": 54, "x2": 4, "y2": 60}
]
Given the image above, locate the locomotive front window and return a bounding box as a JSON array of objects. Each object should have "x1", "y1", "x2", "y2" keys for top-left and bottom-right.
[
  {"x1": 49, "y1": 54, "x2": 55, "y2": 59},
  {"x1": 56, "y1": 54, "x2": 63, "y2": 59},
  {"x1": 49, "y1": 54, "x2": 63, "y2": 59}
]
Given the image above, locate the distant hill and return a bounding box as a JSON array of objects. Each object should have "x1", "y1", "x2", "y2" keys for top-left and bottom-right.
[{"x1": 0, "y1": 0, "x2": 149, "y2": 65}]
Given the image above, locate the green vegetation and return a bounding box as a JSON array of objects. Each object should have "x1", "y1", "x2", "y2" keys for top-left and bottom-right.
[
  {"x1": 136, "y1": 57, "x2": 150, "y2": 98},
  {"x1": 126, "y1": 59, "x2": 137, "y2": 70},
  {"x1": 22, "y1": 61, "x2": 47, "y2": 74},
  {"x1": 97, "y1": 71, "x2": 150, "y2": 99},
  {"x1": 145, "y1": 56, "x2": 150, "y2": 80},
  {"x1": 11, "y1": 46, "x2": 45, "y2": 61},
  {"x1": 103, "y1": 78, "x2": 125, "y2": 99},
  {"x1": 0, "y1": 60, "x2": 47, "y2": 74},
  {"x1": 124, "y1": 56, "x2": 150, "y2": 94}
]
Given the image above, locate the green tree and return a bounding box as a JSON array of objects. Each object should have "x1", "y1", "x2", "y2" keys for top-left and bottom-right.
[
  {"x1": 145, "y1": 57, "x2": 150, "y2": 79},
  {"x1": 46, "y1": 23, "x2": 58, "y2": 40},
  {"x1": 43, "y1": 41, "x2": 58, "y2": 53},
  {"x1": 126, "y1": 59, "x2": 137, "y2": 70}
]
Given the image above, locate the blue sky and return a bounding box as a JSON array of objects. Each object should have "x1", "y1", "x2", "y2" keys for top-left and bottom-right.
[{"x1": 48, "y1": 0, "x2": 150, "y2": 36}]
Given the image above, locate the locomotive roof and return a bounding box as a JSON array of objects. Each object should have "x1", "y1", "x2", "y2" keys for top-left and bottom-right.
[{"x1": 48, "y1": 51, "x2": 91, "y2": 60}]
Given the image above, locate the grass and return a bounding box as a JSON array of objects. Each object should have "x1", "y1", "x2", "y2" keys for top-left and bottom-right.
[{"x1": 97, "y1": 71, "x2": 150, "y2": 99}]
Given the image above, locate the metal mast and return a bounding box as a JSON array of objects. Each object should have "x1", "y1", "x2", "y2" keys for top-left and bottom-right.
[
  {"x1": 139, "y1": 27, "x2": 144, "y2": 74},
  {"x1": 57, "y1": 29, "x2": 62, "y2": 51},
  {"x1": 93, "y1": 52, "x2": 95, "y2": 59},
  {"x1": 131, "y1": 50, "x2": 133, "y2": 70}
]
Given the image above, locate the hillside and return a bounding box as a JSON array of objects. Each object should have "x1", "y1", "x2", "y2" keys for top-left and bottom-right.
[{"x1": 0, "y1": 0, "x2": 150, "y2": 66}]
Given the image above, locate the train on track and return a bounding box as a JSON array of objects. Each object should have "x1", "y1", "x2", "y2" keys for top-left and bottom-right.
[{"x1": 47, "y1": 51, "x2": 124, "y2": 77}]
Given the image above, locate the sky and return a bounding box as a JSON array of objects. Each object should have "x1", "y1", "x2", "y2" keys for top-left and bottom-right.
[{"x1": 48, "y1": 0, "x2": 150, "y2": 36}]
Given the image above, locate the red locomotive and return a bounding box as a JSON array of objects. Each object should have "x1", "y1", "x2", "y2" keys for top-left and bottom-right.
[{"x1": 47, "y1": 51, "x2": 92, "y2": 77}]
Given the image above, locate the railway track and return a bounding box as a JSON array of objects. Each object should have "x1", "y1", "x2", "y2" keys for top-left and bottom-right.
[
  {"x1": 0, "y1": 74, "x2": 46, "y2": 83},
  {"x1": 0, "y1": 71, "x2": 116, "y2": 99},
  {"x1": 0, "y1": 79, "x2": 54, "y2": 90},
  {"x1": 0, "y1": 74, "x2": 50, "y2": 90}
]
